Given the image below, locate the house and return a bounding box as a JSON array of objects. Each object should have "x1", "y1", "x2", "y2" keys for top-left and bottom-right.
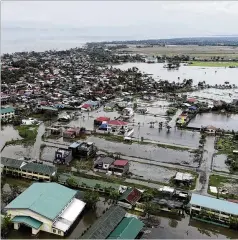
[
  {"x1": 5, "y1": 183, "x2": 86, "y2": 236},
  {"x1": 94, "y1": 116, "x2": 110, "y2": 126},
  {"x1": 81, "y1": 103, "x2": 92, "y2": 111},
  {"x1": 0, "y1": 107, "x2": 15, "y2": 120},
  {"x1": 205, "y1": 125, "x2": 217, "y2": 134},
  {"x1": 189, "y1": 193, "x2": 238, "y2": 225},
  {"x1": 1, "y1": 157, "x2": 57, "y2": 181},
  {"x1": 107, "y1": 217, "x2": 144, "y2": 239},
  {"x1": 174, "y1": 172, "x2": 194, "y2": 186},
  {"x1": 68, "y1": 141, "x2": 97, "y2": 159},
  {"x1": 54, "y1": 148, "x2": 73, "y2": 165},
  {"x1": 81, "y1": 206, "x2": 126, "y2": 239},
  {"x1": 110, "y1": 159, "x2": 129, "y2": 176},
  {"x1": 94, "y1": 156, "x2": 115, "y2": 173},
  {"x1": 118, "y1": 188, "x2": 142, "y2": 209},
  {"x1": 80, "y1": 206, "x2": 144, "y2": 239}
]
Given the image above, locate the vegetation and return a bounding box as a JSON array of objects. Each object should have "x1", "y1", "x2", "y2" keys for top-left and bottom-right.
[
  {"x1": 83, "y1": 191, "x2": 100, "y2": 209},
  {"x1": 1, "y1": 214, "x2": 12, "y2": 238},
  {"x1": 215, "y1": 135, "x2": 238, "y2": 172},
  {"x1": 66, "y1": 177, "x2": 78, "y2": 188},
  {"x1": 5, "y1": 125, "x2": 39, "y2": 146},
  {"x1": 188, "y1": 61, "x2": 238, "y2": 67},
  {"x1": 166, "y1": 108, "x2": 177, "y2": 116},
  {"x1": 208, "y1": 174, "x2": 238, "y2": 200}
]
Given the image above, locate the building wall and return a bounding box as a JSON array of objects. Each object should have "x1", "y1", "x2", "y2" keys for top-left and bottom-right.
[
  {"x1": 7, "y1": 209, "x2": 63, "y2": 236},
  {"x1": 190, "y1": 204, "x2": 237, "y2": 220},
  {"x1": 4, "y1": 167, "x2": 51, "y2": 181},
  {"x1": 1, "y1": 111, "x2": 15, "y2": 119}
]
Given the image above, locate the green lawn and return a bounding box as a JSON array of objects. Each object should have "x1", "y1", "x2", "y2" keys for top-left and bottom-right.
[{"x1": 188, "y1": 61, "x2": 238, "y2": 67}]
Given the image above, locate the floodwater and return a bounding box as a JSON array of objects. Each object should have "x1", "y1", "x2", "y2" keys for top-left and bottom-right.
[
  {"x1": 40, "y1": 146, "x2": 58, "y2": 162},
  {"x1": 1, "y1": 144, "x2": 33, "y2": 159},
  {"x1": 212, "y1": 154, "x2": 230, "y2": 173},
  {"x1": 142, "y1": 214, "x2": 238, "y2": 239},
  {"x1": 0, "y1": 125, "x2": 22, "y2": 150},
  {"x1": 130, "y1": 161, "x2": 176, "y2": 183},
  {"x1": 187, "y1": 88, "x2": 238, "y2": 104},
  {"x1": 113, "y1": 62, "x2": 238, "y2": 85},
  {"x1": 87, "y1": 136, "x2": 197, "y2": 167},
  {"x1": 188, "y1": 113, "x2": 238, "y2": 131}
]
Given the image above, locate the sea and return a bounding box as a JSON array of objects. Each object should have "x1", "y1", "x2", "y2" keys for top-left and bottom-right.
[{"x1": 1, "y1": 28, "x2": 135, "y2": 54}]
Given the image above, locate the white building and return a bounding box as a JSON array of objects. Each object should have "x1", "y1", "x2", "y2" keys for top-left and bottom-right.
[
  {"x1": 5, "y1": 182, "x2": 85, "y2": 236},
  {"x1": 0, "y1": 107, "x2": 15, "y2": 120}
]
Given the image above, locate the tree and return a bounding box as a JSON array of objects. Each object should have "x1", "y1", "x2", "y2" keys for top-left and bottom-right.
[
  {"x1": 109, "y1": 190, "x2": 120, "y2": 203},
  {"x1": 83, "y1": 191, "x2": 100, "y2": 209},
  {"x1": 1, "y1": 214, "x2": 12, "y2": 238},
  {"x1": 66, "y1": 177, "x2": 78, "y2": 188},
  {"x1": 143, "y1": 202, "x2": 157, "y2": 220}
]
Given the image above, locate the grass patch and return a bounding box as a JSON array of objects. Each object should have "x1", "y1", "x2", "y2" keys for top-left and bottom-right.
[
  {"x1": 209, "y1": 174, "x2": 234, "y2": 188},
  {"x1": 188, "y1": 61, "x2": 238, "y2": 67},
  {"x1": 5, "y1": 125, "x2": 39, "y2": 146}
]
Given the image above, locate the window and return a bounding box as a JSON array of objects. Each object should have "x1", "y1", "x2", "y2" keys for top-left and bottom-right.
[
  {"x1": 53, "y1": 229, "x2": 56, "y2": 233},
  {"x1": 58, "y1": 230, "x2": 61, "y2": 234}
]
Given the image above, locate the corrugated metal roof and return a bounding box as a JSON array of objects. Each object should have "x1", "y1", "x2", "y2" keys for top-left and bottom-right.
[
  {"x1": 12, "y1": 216, "x2": 42, "y2": 229},
  {"x1": 81, "y1": 206, "x2": 126, "y2": 239},
  {"x1": 5, "y1": 183, "x2": 77, "y2": 220},
  {"x1": 119, "y1": 188, "x2": 141, "y2": 205},
  {"x1": 107, "y1": 217, "x2": 144, "y2": 239},
  {"x1": 190, "y1": 193, "x2": 238, "y2": 215},
  {"x1": 0, "y1": 107, "x2": 15, "y2": 114},
  {"x1": 1, "y1": 157, "x2": 56, "y2": 176}
]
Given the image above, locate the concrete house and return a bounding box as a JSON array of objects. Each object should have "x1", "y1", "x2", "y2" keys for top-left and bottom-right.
[{"x1": 5, "y1": 183, "x2": 86, "y2": 236}]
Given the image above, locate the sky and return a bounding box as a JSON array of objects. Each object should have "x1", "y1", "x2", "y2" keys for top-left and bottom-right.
[{"x1": 2, "y1": 1, "x2": 238, "y2": 38}]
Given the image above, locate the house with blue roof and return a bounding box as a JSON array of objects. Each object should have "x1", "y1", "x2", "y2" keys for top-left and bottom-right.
[
  {"x1": 189, "y1": 193, "x2": 238, "y2": 225},
  {"x1": 5, "y1": 182, "x2": 86, "y2": 236}
]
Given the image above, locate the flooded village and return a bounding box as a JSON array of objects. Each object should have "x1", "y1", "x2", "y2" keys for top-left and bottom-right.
[{"x1": 1, "y1": 42, "x2": 238, "y2": 239}]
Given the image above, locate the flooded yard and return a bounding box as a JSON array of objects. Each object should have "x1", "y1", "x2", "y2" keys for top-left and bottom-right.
[
  {"x1": 1, "y1": 144, "x2": 33, "y2": 159},
  {"x1": 212, "y1": 154, "x2": 230, "y2": 173},
  {"x1": 0, "y1": 125, "x2": 22, "y2": 150},
  {"x1": 87, "y1": 136, "x2": 198, "y2": 167},
  {"x1": 142, "y1": 214, "x2": 238, "y2": 239},
  {"x1": 130, "y1": 161, "x2": 176, "y2": 183},
  {"x1": 188, "y1": 113, "x2": 238, "y2": 131}
]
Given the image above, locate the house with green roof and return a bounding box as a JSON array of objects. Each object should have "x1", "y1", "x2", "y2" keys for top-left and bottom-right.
[
  {"x1": 0, "y1": 107, "x2": 15, "y2": 120},
  {"x1": 5, "y1": 182, "x2": 86, "y2": 236},
  {"x1": 1, "y1": 157, "x2": 57, "y2": 181},
  {"x1": 81, "y1": 206, "x2": 144, "y2": 239}
]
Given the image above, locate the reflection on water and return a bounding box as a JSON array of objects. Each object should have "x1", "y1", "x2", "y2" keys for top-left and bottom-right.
[{"x1": 142, "y1": 214, "x2": 238, "y2": 239}]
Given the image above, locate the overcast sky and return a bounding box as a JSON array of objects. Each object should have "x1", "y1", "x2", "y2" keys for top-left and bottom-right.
[{"x1": 2, "y1": 1, "x2": 238, "y2": 37}]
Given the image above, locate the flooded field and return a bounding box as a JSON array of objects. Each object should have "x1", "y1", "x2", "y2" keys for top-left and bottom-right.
[
  {"x1": 212, "y1": 154, "x2": 230, "y2": 173},
  {"x1": 142, "y1": 214, "x2": 238, "y2": 239},
  {"x1": 133, "y1": 127, "x2": 200, "y2": 148},
  {"x1": 1, "y1": 144, "x2": 33, "y2": 159},
  {"x1": 113, "y1": 62, "x2": 238, "y2": 85},
  {"x1": 0, "y1": 125, "x2": 22, "y2": 150},
  {"x1": 87, "y1": 136, "x2": 198, "y2": 167},
  {"x1": 188, "y1": 113, "x2": 238, "y2": 131},
  {"x1": 188, "y1": 88, "x2": 238, "y2": 104},
  {"x1": 130, "y1": 161, "x2": 176, "y2": 183}
]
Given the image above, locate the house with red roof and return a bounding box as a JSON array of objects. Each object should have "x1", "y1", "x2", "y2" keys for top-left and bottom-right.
[
  {"x1": 118, "y1": 188, "x2": 142, "y2": 209},
  {"x1": 110, "y1": 159, "x2": 129, "y2": 176}
]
